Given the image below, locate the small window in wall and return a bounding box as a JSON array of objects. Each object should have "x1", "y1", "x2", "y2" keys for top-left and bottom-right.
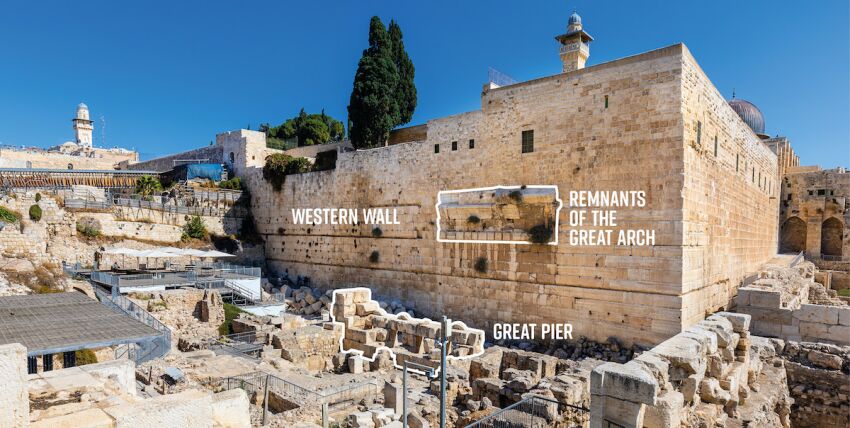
[
  {"x1": 469, "y1": 139, "x2": 475, "y2": 149},
  {"x1": 67, "y1": 163, "x2": 73, "y2": 170},
  {"x1": 604, "y1": 95, "x2": 609, "y2": 109},
  {"x1": 752, "y1": 167, "x2": 755, "y2": 182},
  {"x1": 25, "y1": 161, "x2": 32, "y2": 168},
  {"x1": 229, "y1": 152, "x2": 235, "y2": 164},
  {"x1": 713, "y1": 136, "x2": 718, "y2": 157},
  {"x1": 808, "y1": 190, "x2": 814, "y2": 196},
  {"x1": 735, "y1": 154, "x2": 739, "y2": 172},
  {"x1": 696, "y1": 121, "x2": 702, "y2": 146},
  {"x1": 521, "y1": 130, "x2": 534, "y2": 153},
  {"x1": 451, "y1": 141, "x2": 457, "y2": 151},
  {"x1": 818, "y1": 189, "x2": 826, "y2": 196},
  {"x1": 434, "y1": 144, "x2": 440, "y2": 154}
]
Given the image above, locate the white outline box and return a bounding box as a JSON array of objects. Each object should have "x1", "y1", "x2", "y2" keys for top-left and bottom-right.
[{"x1": 435, "y1": 185, "x2": 563, "y2": 245}]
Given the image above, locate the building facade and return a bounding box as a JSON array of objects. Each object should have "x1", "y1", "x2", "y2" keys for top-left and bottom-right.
[{"x1": 237, "y1": 16, "x2": 780, "y2": 347}]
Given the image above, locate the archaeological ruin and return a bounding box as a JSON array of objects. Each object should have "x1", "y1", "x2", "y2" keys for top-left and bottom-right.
[{"x1": 0, "y1": 7, "x2": 847, "y2": 428}]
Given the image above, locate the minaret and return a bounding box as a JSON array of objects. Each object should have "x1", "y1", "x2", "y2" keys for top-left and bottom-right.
[
  {"x1": 72, "y1": 103, "x2": 93, "y2": 148},
  {"x1": 555, "y1": 11, "x2": 593, "y2": 73}
]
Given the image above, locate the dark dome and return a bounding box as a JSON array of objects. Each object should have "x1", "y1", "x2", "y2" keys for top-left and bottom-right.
[
  {"x1": 568, "y1": 12, "x2": 581, "y2": 26},
  {"x1": 728, "y1": 98, "x2": 765, "y2": 136}
]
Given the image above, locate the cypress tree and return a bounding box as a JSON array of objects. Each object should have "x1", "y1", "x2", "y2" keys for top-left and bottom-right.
[
  {"x1": 348, "y1": 16, "x2": 399, "y2": 149},
  {"x1": 389, "y1": 20, "x2": 417, "y2": 126}
]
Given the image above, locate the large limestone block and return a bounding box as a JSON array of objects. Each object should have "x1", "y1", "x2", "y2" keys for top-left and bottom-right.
[
  {"x1": 792, "y1": 304, "x2": 840, "y2": 325},
  {"x1": 0, "y1": 343, "x2": 29, "y2": 428},
  {"x1": 714, "y1": 312, "x2": 751, "y2": 334},
  {"x1": 651, "y1": 336, "x2": 705, "y2": 375},
  {"x1": 643, "y1": 390, "x2": 684, "y2": 428},
  {"x1": 32, "y1": 408, "x2": 114, "y2": 428},
  {"x1": 80, "y1": 359, "x2": 137, "y2": 397},
  {"x1": 591, "y1": 361, "x2": 658, "y2": 405},
  {"x1": 212, "y1": 389, "x2": 250, "y2": 428},
  {"x1": 104, "y1": 389, "x2": 214, "y2": 428}
]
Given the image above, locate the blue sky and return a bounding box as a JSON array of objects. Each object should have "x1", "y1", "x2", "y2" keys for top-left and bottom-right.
[{"x1": 0, "y1": 0, "x2": 847, "y2": 166}]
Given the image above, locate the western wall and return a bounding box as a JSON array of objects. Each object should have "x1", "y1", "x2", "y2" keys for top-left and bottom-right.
[{"x1": 244, "y1": 44, "x2": 779, "y2": 347}]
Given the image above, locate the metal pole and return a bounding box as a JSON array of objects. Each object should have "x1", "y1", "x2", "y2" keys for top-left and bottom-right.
[
  {"x1": 403, "y1": 361, "x2": 435, "y2": 428},
  {"x1": 440, "y1": 316, "x2": 448, "y2": 428},
  {"x1": 262, "y1": 374, "x2": 270, "y2": 425},
  {"x1": 322, "y1": 403, "x2": 328, "y2": 428},
  {"x1": 403, "y1": 363, "x2": 408, "y2": 428}
]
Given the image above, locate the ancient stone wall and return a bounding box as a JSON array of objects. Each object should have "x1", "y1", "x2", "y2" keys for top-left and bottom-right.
[
  {"x1": 0, "y1": 146, "x2": 136, "y2": 170},
  {"x1": 123, "y1": 144, "x2": 225, "y2": 172},
  {"x1": 779, "y1": 341, "x2": 849, "y2": 428},
  {"x1": 735, "y1": 261, "x2": 850, "y2": 345},
  {"x1": 590, "y1": 312, "x2": 793, "y2": 428},
  {"x1": 679, "y1": 48, "x2": 780, "y2": 327},
  {"x1": 247, "y1": 44, "x2": 779, "y2": 347},
  {"x1": 779, "y1": 167, "x2": 850, "y2": 260}
]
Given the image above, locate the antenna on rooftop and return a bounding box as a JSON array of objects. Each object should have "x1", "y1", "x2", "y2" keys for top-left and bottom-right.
[
  {"x1": 100, "y1": 115, "x2": 106, "y2": 148},
  {"x1": 488, "y1": 67, "x2": 517, "y2": 87}
]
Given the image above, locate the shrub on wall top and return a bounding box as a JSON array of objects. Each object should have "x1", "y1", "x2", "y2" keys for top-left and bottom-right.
[
  {"x1": 28, "y1": 204, "x2": 42, "y2": 222},
  {"x1": 263, "y1": 153, "x2": 312, "y2": 191}
]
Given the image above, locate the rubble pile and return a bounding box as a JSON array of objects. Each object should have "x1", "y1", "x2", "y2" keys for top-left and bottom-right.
[{"x1": 494, "y1": 336, "x2": 646, "y2": 363}]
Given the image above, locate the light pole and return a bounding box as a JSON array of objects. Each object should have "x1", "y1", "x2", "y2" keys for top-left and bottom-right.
[{"x1": 403, "y1": 361, "x2": 435, "y2": 428}]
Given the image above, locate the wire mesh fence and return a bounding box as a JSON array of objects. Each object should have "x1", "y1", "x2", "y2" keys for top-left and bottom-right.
[{"x1": 464, "y1": 395, "x2": 588, "y2": 428}]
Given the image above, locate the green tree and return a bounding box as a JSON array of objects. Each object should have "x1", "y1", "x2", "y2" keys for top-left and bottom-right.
[
  {"x1": 267, "y1": 108, "x2": 344, "y2": 147},
  {"x1": 135, "y1": 175, "x2": 162, "y2": 198},
  {"x1": 389, "y1": 20, "x2": 417, "y2": 125},
  {"x1": 348, "y1": 16, "x2": 400, "y2": 149}
]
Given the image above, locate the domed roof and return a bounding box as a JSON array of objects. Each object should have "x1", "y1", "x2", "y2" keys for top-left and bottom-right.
[
  {"x1": 77, "y1": 103, "x2": 88, "y2": 109},
  {"x1": 568, "y1": 11, "x2": 582, "y2": 25},
  {"x1": 728, "y1": 98, "x2": 765, "y2": 136}
]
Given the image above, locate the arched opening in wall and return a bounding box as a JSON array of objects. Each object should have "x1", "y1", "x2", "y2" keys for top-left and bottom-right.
[
  {"x1": 67, "y1": 163, "x2": 74, "y2": 170},
  {"x1": 821, "y1": 217, "x2": 844, "y2": 257},
  {"x1": 779, "y1": 217, "x2": 807, "y2": 253},
  {"x1": 229, "y1": 152, "x2": 235, "y2": 165}
]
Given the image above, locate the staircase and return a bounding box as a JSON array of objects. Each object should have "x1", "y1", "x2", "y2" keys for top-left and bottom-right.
[{"x1": 94, "y1": 286, "x2": 172, "y2": 364}]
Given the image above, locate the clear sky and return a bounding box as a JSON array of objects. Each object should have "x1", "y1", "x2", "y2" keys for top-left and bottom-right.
[{"x1": 0, "y1": 0, "x2": 847, "y2": 166}]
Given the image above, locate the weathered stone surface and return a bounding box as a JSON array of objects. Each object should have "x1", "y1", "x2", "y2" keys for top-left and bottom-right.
[
  {"x1": 0, "y1": 343, "x2": 28, "y2": 428},
  {"x1": 591, "y1": 361, "x2": 658, "y2": 405},
  {"x1": 643, "y1": 390, "x2": 683, "y2": 428}
]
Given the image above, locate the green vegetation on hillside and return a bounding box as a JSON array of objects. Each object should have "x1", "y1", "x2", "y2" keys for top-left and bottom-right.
[{"x1": 219, "y1": 303, "x2": 246, "y2": 336}]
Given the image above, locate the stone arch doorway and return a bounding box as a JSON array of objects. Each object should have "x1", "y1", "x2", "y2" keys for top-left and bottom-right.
[
  {"x1": 821, "y1": 217, "x2": 844, "y2": 257},
  {"x1": 780, "y1": 217, "x2": 807, "y2": 253}
]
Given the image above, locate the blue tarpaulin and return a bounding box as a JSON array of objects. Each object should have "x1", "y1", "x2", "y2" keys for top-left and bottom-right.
[{"x1": 185, "y1": 163, "x2": 223, "y2": 181}]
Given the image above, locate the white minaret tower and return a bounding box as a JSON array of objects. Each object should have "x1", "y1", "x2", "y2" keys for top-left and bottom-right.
[
  {"x1": 555, "y1": 11, "x2": 593, "y2": 73},
  {"x1": 72, "y1": 103, "x2": 94, "y2": 148}
]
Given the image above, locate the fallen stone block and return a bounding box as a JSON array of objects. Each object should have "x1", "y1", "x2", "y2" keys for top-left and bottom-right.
[
  {"x1": 699, "y1": 378, "x2": 731, "y2": 405},
  {"x1": 590, "y1": 361, "x2": 658, "y2": 406},
  {"x1": 643, "y1": 390, "x2": 683, "y2": 428},
  {"x1": 714, "y1": 312, "x2": 751, "y2": 334}
]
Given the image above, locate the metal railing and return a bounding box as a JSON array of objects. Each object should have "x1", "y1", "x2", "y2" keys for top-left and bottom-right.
[
  {"x1": 464, "y1": 395, "x2": 588, "y2": 428},
  {"x1": 207, "y1": 370, "x2": 379, "y2": 408},
  {"x1": 93, "y1": 285, "x2": 172, "y2": 364},
  {"x1": 790, "y1": 251, "x2": 805, "y2": 267}
]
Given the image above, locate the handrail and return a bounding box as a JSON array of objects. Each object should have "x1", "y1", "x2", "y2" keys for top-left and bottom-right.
[
  {"x1": 790, "y1": 250, "x2": 805, "y2": 267},
  {"x1": 93, "y1": 286, "x2": 172, "y2": 364},
  {"x1": 464, "y1": 394, "x2": 588, "y2": 428}
]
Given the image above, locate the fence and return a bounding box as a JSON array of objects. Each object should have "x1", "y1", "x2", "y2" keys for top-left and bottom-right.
[
  {"x1": 207, "y1": 371, "x2": 380, "y2": 408},
  {"x1": 790, "y1": 250, "x2": 805, "y2": 267},
  {"x1": 93, "y1": 285, "x2": 172, "y2": 364},
  {"x1": 464, "y1": 395, "x2": 588, "y2": 428}
]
